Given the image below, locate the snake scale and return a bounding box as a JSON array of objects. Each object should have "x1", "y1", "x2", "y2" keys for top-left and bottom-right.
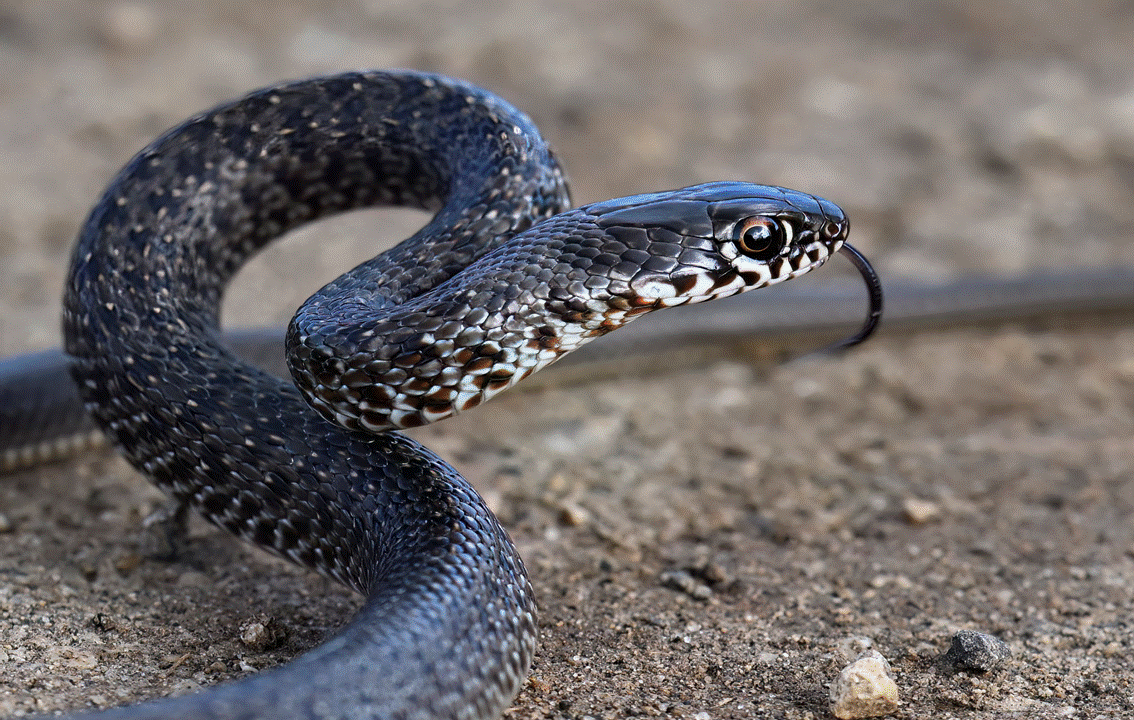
[{"x1": 4, "y1": 69, "x2": 886, "y2": 719}]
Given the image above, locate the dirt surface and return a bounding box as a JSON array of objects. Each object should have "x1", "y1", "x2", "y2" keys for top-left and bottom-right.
[{"x1": 2, "y1": 1, "x2": 1134, "y2": 718}]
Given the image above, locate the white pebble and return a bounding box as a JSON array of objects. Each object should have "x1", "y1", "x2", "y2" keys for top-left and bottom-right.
[
  {"x1": 829, "y1": 649, "x2": 900, "y2": 719},
  {"x1": 901, "y1": 497, "x2": 941, "y2": 525}
]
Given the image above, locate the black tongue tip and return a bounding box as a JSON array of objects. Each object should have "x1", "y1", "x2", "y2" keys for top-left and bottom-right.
[{"x1": 830, "y1": 242, "x2": 883, "y2": 349}]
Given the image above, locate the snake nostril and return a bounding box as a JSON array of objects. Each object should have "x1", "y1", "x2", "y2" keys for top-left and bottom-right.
[{"x1": 822, "y1": 220, "x2": 843, "y2": 240}]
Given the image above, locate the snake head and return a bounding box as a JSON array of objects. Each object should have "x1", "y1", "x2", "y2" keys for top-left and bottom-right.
[{"x1": 587, "y1": 181, "x2": 849, "y2": 308}]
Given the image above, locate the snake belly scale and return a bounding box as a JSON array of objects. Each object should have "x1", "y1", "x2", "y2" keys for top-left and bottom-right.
[{"x1": 33, "y1": 70, "x2": 871, "y2": 719}]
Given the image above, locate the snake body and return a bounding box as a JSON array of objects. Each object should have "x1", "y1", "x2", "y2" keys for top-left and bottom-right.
[{"x1": 7, "y1": 70, "x2": 870, "y2": 719}]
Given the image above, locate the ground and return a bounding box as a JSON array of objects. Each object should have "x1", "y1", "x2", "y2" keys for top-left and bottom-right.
[{"x1": 2, "y1": 1, "x2": 1134, "y2": 718}]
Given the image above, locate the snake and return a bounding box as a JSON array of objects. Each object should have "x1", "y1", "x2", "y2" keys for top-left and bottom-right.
[{"x1": 0, "y1": 70, "x2": 883, "y2": 719}]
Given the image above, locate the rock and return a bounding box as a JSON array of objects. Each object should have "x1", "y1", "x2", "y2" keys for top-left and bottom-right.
[
  {"x1": 659, "y1": 569, "x2": 712, "y2": 600},
  {"x1": 901, "y1": 497, "x2": 941, "y2": 525},
  {"x1": 943, "y1": 630, "x2": 1011, "y2": 672},
  {"x1": 239, "y1": 615, "x2": 288, "y2": 652},
  {"x1": 829, "y1": 650, "x2": 900, "y2": 719},
  {"x1": 557, "y1": 501, "x2": 589, "y2": 527}
]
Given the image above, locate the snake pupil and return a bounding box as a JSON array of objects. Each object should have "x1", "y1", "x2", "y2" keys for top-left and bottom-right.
[{"x1": 735, "y1": 217, "x2": 784, "y2": 261}]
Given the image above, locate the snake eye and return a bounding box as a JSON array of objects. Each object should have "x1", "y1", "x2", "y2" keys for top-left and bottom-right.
[{"x1": 733, "y1": 217, "x2": 786, "y2": 261}]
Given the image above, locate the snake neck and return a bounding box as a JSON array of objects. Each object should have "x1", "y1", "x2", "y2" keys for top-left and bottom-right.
[
  {"x1": 284, "y1": 179, "x2": 861, "y2": 436},
  {"x1": 286, "y1": 206, "x2": 657, "y2": 432}
]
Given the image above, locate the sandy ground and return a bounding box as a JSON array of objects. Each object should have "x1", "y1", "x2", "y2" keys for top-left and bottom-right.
[{"x1": 2, "y1": 1, "x2": 1134, "y2": 718}]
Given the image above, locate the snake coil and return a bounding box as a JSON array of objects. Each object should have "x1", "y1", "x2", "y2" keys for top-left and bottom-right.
[{"x1": 46, "y1": 70, "x2": 880, "y2": 719}]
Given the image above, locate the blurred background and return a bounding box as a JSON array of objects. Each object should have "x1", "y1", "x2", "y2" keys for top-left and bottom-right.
[
  {"x1": 2, "y1": 0, "x2": 1132, "y2": 352},
  {"x1": 2, "y1": 2, "x2": 1133, "y2": 719}
]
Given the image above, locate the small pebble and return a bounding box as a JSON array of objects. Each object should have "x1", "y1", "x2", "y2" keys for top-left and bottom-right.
[
  {"x1": 901, "y1": 498, "x2": 941, "y2": 525},
  {"x1": 659, "y1": 569, "x2": 712, "y2": 600},
  {"x1": 239, "y1": 615, "x2": 287, "y2": 652},
  {"x1": 175, "y1": 570, "x2": 211, "y2": 588},
  {"x1": 942, "y1": 630, "x2": 1011, "y2": 672},
  {"x1": 45, "y1": 646, "x2": 99, "y2": 670},
  {"x1": 113, "y1": 553, "x2": 143, "y2": 575},
  {"x1": 829, "y1": 650, "x2": 900, "y2": 719},
  {"x1": 557, "y1": 501, "x2": 589, "y2": 527}
]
